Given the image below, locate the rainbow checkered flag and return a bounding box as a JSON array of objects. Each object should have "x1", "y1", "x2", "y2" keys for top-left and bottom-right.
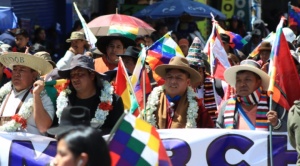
[
  {"x1": 108, "y1": 113, "x2": 172, "y2": 166},
  {"x1": 147, "y1": 31, "x2": 184, "y2": 85}
]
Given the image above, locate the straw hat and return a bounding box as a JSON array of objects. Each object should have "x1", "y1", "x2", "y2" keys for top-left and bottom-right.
[
  {"x1": 33, "y1": 51, "x2": 56, "y2": 68},
  {"x1": 66, "y1": 31, "x2": 87, "y2": 43},
  {"x1": 155, "y1": 56, "x2": 201, "y2": 84},
  {"x1": 224, "y1": 59, "x2": 270, "y2": 90},
  {"x1": 0, "y1": 52, "x2": 53, "y2": 75}
]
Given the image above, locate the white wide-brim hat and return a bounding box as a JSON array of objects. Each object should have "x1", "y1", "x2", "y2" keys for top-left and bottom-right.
[
  {"x1": 224, "y1": 60, "x2": 270, "y2": 90},
  {"x1": 0, "y1": 52, "x2": 53, "y2": 75}
]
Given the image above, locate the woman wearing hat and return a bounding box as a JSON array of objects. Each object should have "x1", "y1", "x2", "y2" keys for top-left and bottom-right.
[
  {"x1": 94, "y1": 33, "x2": 135, "y2": 73},
  {"x1": 143, "y1": 56, "x2": 214, "y2": 129},
  {"x1": 216, "y1": 60, "x2": 287, "y2": 131}
]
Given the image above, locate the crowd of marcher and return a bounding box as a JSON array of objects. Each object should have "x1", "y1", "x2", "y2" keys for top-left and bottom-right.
[{"x1": 1, "y1": 13, "x2": 300, "y2": 165}]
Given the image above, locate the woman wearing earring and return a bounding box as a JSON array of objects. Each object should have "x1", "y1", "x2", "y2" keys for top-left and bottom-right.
[{"x1": 51, "y1": 126, "x2": 111, "y2": 166}]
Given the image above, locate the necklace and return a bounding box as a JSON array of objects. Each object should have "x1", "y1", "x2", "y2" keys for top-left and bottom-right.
[
  {"x1": 56, "y1": 80, "x2": 114, "y2": 127},
  {"x1": 144, "y1": 85, "x2": 199, "y2": 128},
  {"x1": 0, "y1": 81, "x2": 34, "y2": 132}
]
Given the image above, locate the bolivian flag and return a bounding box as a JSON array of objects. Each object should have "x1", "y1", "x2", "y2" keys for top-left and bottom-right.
[{"x1": 115, "y1": 58, "x2": 131, "y2": 110}]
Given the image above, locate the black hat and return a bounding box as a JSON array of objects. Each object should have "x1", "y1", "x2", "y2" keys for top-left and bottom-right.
[
  {"x1": 47, "y1": 106, "x2": 91, "y2": 136},
  {"x1": 96, "y1": 33, "x2": 136, "y2": 55},
  {"x1": 103, "y1": 67, "x2": 132, "y2": 82},
  {"x1": 58, "y1": 55, "x2": 105, "y2": 81},
  {"x1": 220, "y1": 33, "x2": 231, "y2": 44},
  {"x1": 117, "y1": 46, "x2": 140, "y2": 59}
]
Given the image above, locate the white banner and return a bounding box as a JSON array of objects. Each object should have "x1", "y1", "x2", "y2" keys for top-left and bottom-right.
[
  {"x1": 0, "y1": 132, "x2": 56, "y2": 166},
  {"x1": 0, "y1": 129, "x2": 297, "y2": 166},
  {"x1": 159, "y1": 129, "x2": 297, "y2": 166}
]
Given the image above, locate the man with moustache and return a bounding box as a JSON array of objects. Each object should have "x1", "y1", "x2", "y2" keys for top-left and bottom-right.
[
  {"x1": 143, "y1": 56, "x2": 214, "y2": 129},
  {"x1": 57, "y1": 31, "x2": 90, "y2": 69},
  {"x1": 0, "y1": 52, "x2": 54, "y2": 135},
  {"x1": 216, "y1": 60, "x2": 287, "y2": 131},
  {"x1": 94, "y1": 33, "x2": 135, "y2": 73}
]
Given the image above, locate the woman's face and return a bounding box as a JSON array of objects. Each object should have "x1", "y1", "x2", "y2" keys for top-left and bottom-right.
[{"x1": 53, "y1": 139, "x2": 79, "y2": 166}]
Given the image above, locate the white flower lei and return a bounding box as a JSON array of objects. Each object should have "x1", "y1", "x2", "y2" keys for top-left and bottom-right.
[
  {"x1": 56, "y1": 80, "x2": 114, "y2": 127},
  {"x1": 144, "y1": 85, "x2": 199, "y2": 128},
  {"x1": 0, "y1": 81, "x2": 34, "y2": 132}
]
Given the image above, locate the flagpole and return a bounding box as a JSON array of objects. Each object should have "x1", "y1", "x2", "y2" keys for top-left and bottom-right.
[
  {"x1": 142, "y1": 56, "x2": 146, "y2": 120},
  {"x1": 106, "y1": 112, "x2": 126, "y2": 143},
  {"x1": 73, "y1": 2, "x2": 97, "y2": 48},
  {"x1": 210, "y1": 21, "x2": 219, "y2": 110},
  {"x1": 119, "y1": 57, "x2": 142, "y2": 114},
  {"x1": 268, "y1": 94, "x2": 273, "y2": 166}
]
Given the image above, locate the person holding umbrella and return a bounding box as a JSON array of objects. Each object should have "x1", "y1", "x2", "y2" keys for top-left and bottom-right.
[{"x1": 94, "y1": 33, "x2": 136, "y2": 73}]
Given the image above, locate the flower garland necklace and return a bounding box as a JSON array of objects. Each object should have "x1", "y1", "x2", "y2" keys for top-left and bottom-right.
[
  {"x1": 0, "y1": 81, "x2": 34, "y2": 132},
  {"x1": 144, "y1": 85, "x2": 199, "y2": 128},
  {"x1": 56, "y1": 80, "x2": 114, "y2": 127}
]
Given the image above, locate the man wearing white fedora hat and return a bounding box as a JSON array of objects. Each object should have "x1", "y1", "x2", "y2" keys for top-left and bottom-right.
[
  {"x1": 216, "y1": 60, "x2": 287, "y2": 131},
  {"x1": 143, "y1": 56, "x2": 214, "y2": 129},
  {"x1": 0, "y1": 52, "x2": 55, "y2": 135}
]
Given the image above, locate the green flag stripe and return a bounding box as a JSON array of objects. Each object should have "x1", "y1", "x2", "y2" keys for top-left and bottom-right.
[
  {"x1": 127, "y1": 137, "x2": 146, "y2": 154},
  {"x1": 119, "y1": 119, "x2": 134, "y2": 134}
]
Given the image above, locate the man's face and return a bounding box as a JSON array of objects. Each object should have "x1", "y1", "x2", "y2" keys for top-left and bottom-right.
[
  {"x1": 144, "y1": 37, "x2": 153, "y2": 47},
  {"x1": 70, "y1": 67, "x2": 95, "y2": 93},
  {"x1": 15, "y1": 35, "x2": 29, "y2": 48},
  {"x1": 164, "y1": 69, "x2": 191, "y2": 98},
  {"x1": 236, "y1": 71, "x2": 262, "y2": 97},
  {"x1": 122, "y1": 56, "x2": 136, "y2": 73},
  {"x1": 190, "y1": 65, "x2": 205, "y2": 85},
  {"x1": 171, "y1": 34, "x2": 178, "y2": 43},
  {"x1": 259, "y1": 50, "x2": 270, "y2": 63},
  {"x1": 12, "y1": 65, "x2": 37, "y2": 92},
  {"x1": 159, "y1": 26, "x2": 168, "y2": 36},
  {"x1": 179, "y1": 45, "x2": 189, "y2": 56},
  {"x1": 135, "y1": 39, "x2": 145, "y2": 50},
  {"x1": 106, "y1": 39, "x2": 125, "y2": 65},
  {"x1": 71, "y1": 39, "x2": 86, "y2": 53}
]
